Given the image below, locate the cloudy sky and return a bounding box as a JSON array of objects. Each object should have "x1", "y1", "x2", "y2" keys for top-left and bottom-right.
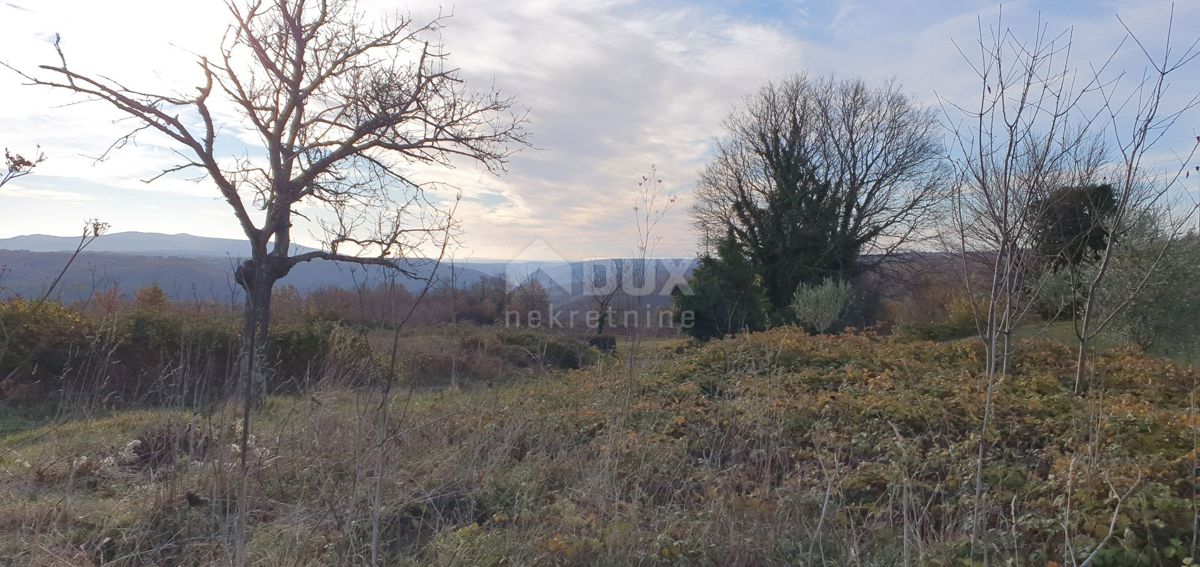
[{"x1": 1, "y1": 0, "x2": 1198, "y2": 261}]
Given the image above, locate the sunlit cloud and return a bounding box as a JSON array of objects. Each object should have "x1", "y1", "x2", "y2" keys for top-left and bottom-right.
[{"x1": 1, "y1": 0, "x2": 1197, "y2": 260}]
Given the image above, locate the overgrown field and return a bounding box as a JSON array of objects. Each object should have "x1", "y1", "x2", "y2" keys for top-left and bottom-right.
[{"x1": 2, "y1": 328, "x2": 1197, "y2": 565}]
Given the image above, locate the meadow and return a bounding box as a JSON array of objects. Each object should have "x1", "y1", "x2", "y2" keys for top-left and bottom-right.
[{"x1": 2, "y1": 321, "x2": 1196, "y2": 565}]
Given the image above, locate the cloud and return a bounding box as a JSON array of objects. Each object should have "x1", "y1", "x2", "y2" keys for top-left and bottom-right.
[
  {"x1": 1, "y1": 0, "x2": 1198, "y2": 261},
  {"x1": 381, "y1": 0, "x2": 812, "y2": 259},
  {"x1": 1, "y1": 186, "x2": 100, "y2": 203}
]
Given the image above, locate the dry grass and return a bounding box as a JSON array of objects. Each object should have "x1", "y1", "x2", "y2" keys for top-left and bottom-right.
[{"x1": 1, "y1": 327, "x2": 1197, "y2": 565}]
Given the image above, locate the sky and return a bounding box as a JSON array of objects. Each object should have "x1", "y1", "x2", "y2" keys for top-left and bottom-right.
[{"x1": 1, "y1": 0, "x2": 1198, "y2": 261}]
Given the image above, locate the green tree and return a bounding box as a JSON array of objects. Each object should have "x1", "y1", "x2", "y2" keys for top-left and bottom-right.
[
  {"x1": 1042, "y1": 231, "x2": 1200, "y2": 359},
  {"x1": 673, "y1": 236, "x2": 769, "y2": 341},
  {"x1": 1030, "y1": 183, "x2": 1117, "y2": 270}
]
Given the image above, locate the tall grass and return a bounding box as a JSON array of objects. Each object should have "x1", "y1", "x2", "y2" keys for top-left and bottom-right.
[{"x1": 6, "y1": 322, "x2": 1196, "y2": 564}]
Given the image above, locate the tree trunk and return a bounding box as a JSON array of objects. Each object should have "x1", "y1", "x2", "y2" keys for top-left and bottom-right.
[
  {"x1": 243, "y1": 281, "x2": 271, "y2": 399},
  {"x1": 232, "y1": 252, "x2": 286, "y2": 567},
  {"x1": 1074, "y1": 285, "x2": 1096, "y2": 394},
  {"x1": 235, "y1": 256, "x2": 282, "y2": 405},
  {"x1": 1074, "y1": 341, "x2": 1088, "y2": 393}
]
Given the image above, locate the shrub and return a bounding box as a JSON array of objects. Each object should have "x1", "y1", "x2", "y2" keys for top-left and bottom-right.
[
  {"x1": 587, "y1": 335, "x2": 617, "y2": 353},
  {"x1": 113, "y1": 309, "x2": 238, "y2": 364},
  {"x1": 790, "y1": 278, "x2": 853, "y2": 334},
  {"x1": 1, "y1": 302, "x2": 374, "y2": 402},
  {"x1": 1035, "y1": 234, "x2": 1200, "y2": 360},
  {"x1": 121, "y1": 308, "x2": 186, "y2": 351},
  {"x1": 391, "y1": 325, "x2": 600, "y2": 387},
  {"x1": 0, "y1": 299, "x2": 87, "y2": 379},
  {"x1": 1096, "y1": 238, "x2": 1200, "y2": 357},
  {"x1": 495, "y1": 329, "x2": 597, "y2": 370},
  {"x1": 270, "y1": 319, "x2": 375, "y2": 382}
]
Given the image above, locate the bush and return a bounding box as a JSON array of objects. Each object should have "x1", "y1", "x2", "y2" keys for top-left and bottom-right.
[
  {"x1": 270, "y1": 319, "x2": 376, "y2": 384},
  {"x1": 1, "y1": 301, "x2": 378, "y2": 402},
  {"x1": 495, "y1": 329, "x2": 598, "y2": 370},
  {"x1": 113, "y1": 309, "x2": 238, "y2": 364},
  {"x1": 383, "y1": 325, "x2": 600, "y2": 387},
  {"x1": 133, "y1": 284, "x2": 168, "y2": 309},
  {"x1": 271, "y1": 320, "x2": 369, "y2": 365},
  {"x1": 0, "y1": 299, "x2": 88, "y2": 379},
  {"x1": 1097, "y1": 238, "x2": 1200, "y2": 357},
  {"x1": 122, "y1": 308, "x2": 186, "y2": 351},
  {"x1": 790, "y1": 278, "x2": 853, "y2": 334}
]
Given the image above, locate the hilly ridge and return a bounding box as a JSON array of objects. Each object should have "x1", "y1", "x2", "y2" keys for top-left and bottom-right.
[
  {"x1": 0, "y1": 231, "x2": 318, "y2": 258},
  {"x1": 0, "y1": 232, "x2": 696, "y2": 303}
]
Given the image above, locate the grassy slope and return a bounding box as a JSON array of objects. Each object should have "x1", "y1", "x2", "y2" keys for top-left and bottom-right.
[
  {"x1": 1014, "y1": 320, "x2": 1200, "y2": 367},
  {"x1": 2, "y1": 329, "x2": 1198, "y2": 565}
]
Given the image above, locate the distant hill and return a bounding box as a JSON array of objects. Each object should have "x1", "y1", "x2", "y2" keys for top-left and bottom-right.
[
  {"x1": 0, "y1": 250, "x2": 492, "y2": 302},
  {"x1": 0, "y1": 232, "x2": 697, "y2": 304},
  {"x1": 0, "y1": 231, "x2": 317, "y2": 258}
]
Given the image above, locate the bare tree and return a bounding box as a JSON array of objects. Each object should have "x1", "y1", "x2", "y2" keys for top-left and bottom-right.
[
  {"x1": 1069, "y1": 12, "x2": 1200, "y2": 392},
  {"x1": 626, "y1": 165, "x2": 673, "y2": 344},
  {"x1": 941, "y1": 8, "x2": 1200, "y2": 558},
  {"x1": 509, "y1": 275, "x2": 550, "y2": 326},
  {"x1": 9, "y1": 5, "x2": 525, "y2": 563},
  {"x1": 445, "y1": 257, "x2": 461, "y2": 323},
  {"x1": 585, "y1": 167, "x2": 674, "y2": 338},
  {"x1": 941, "y1": 15, "x2": 1105, "y2": 559},
  {"x1": 8, "y1": 0, "x2": 528, "y2": 400},
  {"x1": 691, "y1": 74, "x2": 946, "y2": 310}
]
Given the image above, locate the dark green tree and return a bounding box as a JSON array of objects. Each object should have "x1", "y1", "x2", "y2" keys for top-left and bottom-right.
[
  {"x1": 672, "y1": 236, "x2": 769, "y2": 341},
  {"x1": 730, "y1": 164, "x2": 847, "y2": 312},
  {"x1": 1030, "y1": 183, "x2": 1117, "y2": 270}
]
